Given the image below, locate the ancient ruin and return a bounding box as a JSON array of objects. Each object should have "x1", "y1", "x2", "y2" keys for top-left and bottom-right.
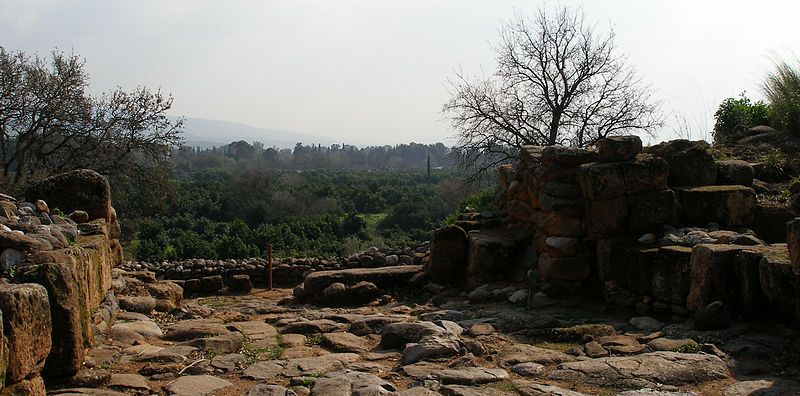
[{"x1": 0, "y1": 137, "x2": 798, "y2": 395}]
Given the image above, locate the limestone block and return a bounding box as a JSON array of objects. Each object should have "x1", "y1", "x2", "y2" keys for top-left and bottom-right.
[
  {"x1": 0, "y1": 283, "x2": 52, "y2": 383},
  {"x1": 715, "y1": 159, "x2": 754, "y2": 186},
  {"x1": 790, "y1": 218, "x2": 800, "y2": 274},
  {"x1": 428, "y1": 225, "x2": 468, "y2": 283},
  {"x1": 597, "y1": 135, "x2": 642, "y2": 162},
  {"x1": 679, "y1": 185, "x2": 755, "y2": 226}
]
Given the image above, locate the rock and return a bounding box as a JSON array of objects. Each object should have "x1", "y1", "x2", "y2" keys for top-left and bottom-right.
[
  {"x1": 678, "y1": 185, "x2": 755, "y2": 226},
  {"x1": 311, "y1": 369, "x2": 396, "y2": 395},
  {"x1": 584, "y1": 341, "x2": 609, "y2": 358},
  {"x1": 402, "y1": 334, "x2": 462, "y2": 363},
  {"x1": 25, "y1": 169, "x2": 112, "y2": 222},
  {"x1": 107, "y1": 373, "x2": 151, "y2": 392},
  {"x1": 465, "y1": 230, "x2": 530, "y2": 287},
  {"x1": 279, "y1": 346, "x2": 315, "y2": 359},
  {"x1": 716, "y1": 160, "x2": 754, "y2": 186},
  {"x1": 228, "y1": 274, "x2": 253, "y2": 293},
  {"x1": 630, "y1": 316, "x2": 665, "y2": 333},
  {"x1": 468, "y1": 323, "x2": 495, "y2": 337},
  {"x1": 188, "y1": 331, "x2": 245, "y2": 354},
  {"x1": 497, "y1": 344, "x2": 574, "y2": 367},
  {"x1": 547, "y1": 351, "x2": 729, "y2": 389},
  {"x1": 428, "y1": 225, "x2": 469, "y2": 283},
  {"x1": 467, "y1": 285, "x2": 493, "y2": 302},
  {"x1": 280, "y1": 334, "x2": 307, "y2": 347},
  {"x1": 138, "y1": 346, "x2": 198, "y2": 363},
  {"x1": 0, "y1": 230, "x2": 44, "y2": 252},
  {"x1": 578, "y1": 155, "x2": 668, "y2": 200},
  {"x1": 111, "y1": 320, "x2": 162, "y2": 338},
  {"x1": 322, "y1": 332, "x2": 372, "y2": 353},
  {"x1": 68, "y1": 210, "x2": 90, "y2": 223},
  {"x1": 118, "y1": 295, "x2": 157, "y2": 314},
  {"x1": 282, "y1": 319, "x2": 347, "y2": 335},
  {"x1": 200, "y1": 275, "x2": 224, "y2": 293},
  {"x1": 0, "y1": 248, "x2": 26, "y2": 271},
  {"x1": 694, "y1": 300, "x2": 733, "y2": 331},
  {"x1": 598, "y1": 335, "x2": 646, "y2": 355},
  {"x1": 440, "y1": 385, "x2": 515, "y2": 396},
  {"x1": 419, "y1": 310, "x2": 465, "y2": 322},
  {"x1": 246, "y1": 384, "x2": 298, "y2": 396},
  {"x1": 0, "y1": 283, "x2": 52, "y2": 383},
  {"x1": 647, "y1": 338, "x2": 698, "y2": 352},
  {"x1": 0, "y1": 375, "x2": 47, "y2": 396},
  {"x1": 538, "y1": 254, "x2": 590, "y2": 281},
  {"x1": 163, "y1": 375, "x2": 232, "y2": 395},
  {"x1": 145, "y1": 281, "x2": 183, "y2": 311},
  {"x1": 381, "y1": 321, "x2": 452, "y2": 348},
  {"x1": 645, "y1": 140, "x2": 716, "y2": 186},
  {"x1": 163, "y1": 319, "x2": 229, "y2": 341},
  {"x1": 598, "y1": 135, "x2": 642, "y2": 162},
  {"x1": 435, "y1": 367, "x2": 508, "y2": 385},
  {"x1": 303, "y1": 265, "x2": 422, "y2": 305},
  {"x1": 722, "y1": 378, "x2": 800, "y2": 396},
  {"x1": 617, "y1": 390, "x2": 698, "y2": 396},
  {"x1": 70, "y1": 368, "x2": 111, "y2": 387},
  {"x1": 510, "y1": 362, "x2": 545, "y2": 377},
  {"x1": 349, "y1": 314, "x2": 407, "y2": 336},
  {"x1": 512, "y1": 380, "x2": 588, "y2": 396},
  {"x1": 210, "y1": 353, "x2": 247, "y2": 371}
]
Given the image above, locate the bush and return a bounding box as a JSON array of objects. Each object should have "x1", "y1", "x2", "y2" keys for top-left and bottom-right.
[
  {"x1": 713, "y1": 92, "x2": 771, "y2": 144},
  {"x1": 762, "y1": 59, "x2": 800, "y2": 134}
]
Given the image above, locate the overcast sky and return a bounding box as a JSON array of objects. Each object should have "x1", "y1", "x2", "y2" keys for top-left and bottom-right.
[{"x1": 1, "y1": 1, "x2": 798, "y2": 146}]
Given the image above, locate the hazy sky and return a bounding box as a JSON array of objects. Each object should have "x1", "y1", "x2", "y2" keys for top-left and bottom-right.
[{"x1": 1, "y1": 1, "x2": 798, "y2": 146}]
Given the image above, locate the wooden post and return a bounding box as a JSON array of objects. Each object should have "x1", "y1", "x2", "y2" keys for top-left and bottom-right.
[{"x1": 268, "y1": 244, "x2": 273, "y2": 291}]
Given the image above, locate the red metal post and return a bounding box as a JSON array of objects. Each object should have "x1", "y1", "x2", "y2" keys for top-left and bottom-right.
[{"x1": 268, "y1": 244, "x2": 273, "y2": 291}]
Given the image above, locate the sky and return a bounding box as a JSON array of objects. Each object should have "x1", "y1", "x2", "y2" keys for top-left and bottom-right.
[{"x1": 1, "y1": 0, "x2": 798, "y2": 146}]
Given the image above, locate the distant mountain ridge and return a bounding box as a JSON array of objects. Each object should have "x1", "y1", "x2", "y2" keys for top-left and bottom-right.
[{"x1": 175, "y1": 117, "x2": 338, "y2": 149}]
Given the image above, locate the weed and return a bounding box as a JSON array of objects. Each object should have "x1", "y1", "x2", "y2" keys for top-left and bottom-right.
[
  {"x1": 204, "y1": 350, "x2": 217, "y2": 359},
  {"x1": 306, "y1": 333, "x2": 323, "y2": 346},
  {"x1": 307, "y1": 371, "x2": 325, "y2": 378},
  {"x1": 266, "y1": 346, "x2": 285, "y2": 360},
  {"x1": 298, "y1": 379, "x2": 315, "y2": 387},
  {"x1": 487, "y1": 381, "x2": 516, "y2": 391},
  {"x1": 674, "y1": 342, "x2": 699, "y2": 353},
  {"x1": 760, "y1": 148, "x2": 785, "y2": 170}
]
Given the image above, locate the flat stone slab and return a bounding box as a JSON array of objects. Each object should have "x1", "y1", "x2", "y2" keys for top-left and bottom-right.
[
  {"x1": 244, "y1": 353, "x2": 360, "y2": 380},
  {"x1": 512, "y1": 380, "x2": 588, "y2": 396},
  {"x1": 107, "y1": 373, "x2": 150, "y2": 391},
  {"x1": 546, "y1": 351, "x2": 729, "y2": 389},
  {"x1": 322, "y1": 332, "x2": 372, "y2": 353},
  {"x1": 111, "y1": 321, "x2": 163, "y2": 338},
  {"x1": 440, "y1": 385, "x2": 515, "y2": 396},
  {"x1": 163, "y1": 375, "x2": 232, "y2": 396},
  {"x1": 497, "y1": 344, "x2": 575, "y2": 366},
  {"x1": 722, "y1": 378, "x2": 800, "y2": 396},
  {"x1": 162, "y1": 319, "x2": 229, "y2": 341},
  {"x1": 304, "y1": 265, "x2": 422, "y2": 296},
  {"x1": 281, "y1": 319, "x2": 347, "y2": 334},
  {"x1": 246, "y1": 384, "x2": 298, "y2": 396},
  {"x1": 435, "y1": 367, "x2": 509, "y2": 385},
  {"x1": 310, "y1": 369, "x2": 396, "y2": 395}
]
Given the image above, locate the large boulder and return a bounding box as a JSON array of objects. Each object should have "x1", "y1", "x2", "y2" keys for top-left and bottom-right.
[
  {"x1": 645, "y1": 140, "x2": 716, "y2": 186},
  {"x1": 577, "y1": 155, "x2": 668, "y2": 200},
  {"x1": 427, "y1": 225, "x2": 468, "y2": 283},
  {"x1": 25, "y1": 169, "x2": 112, "y2": 223},
  {"x1": 0, "y1": 283, "x2": 52, "y2": 383},
  {"x1": 303, "y1": 266, "x2": 422, "y2": 305},
  {"x1": 678, "y1": 185, "x2": 755, "y2": 226}
]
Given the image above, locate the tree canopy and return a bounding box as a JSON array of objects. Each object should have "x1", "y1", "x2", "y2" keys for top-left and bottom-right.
[
  {"x1": 444, "y1": 7, "x2": 662, "y2": 179},
  {"x1": 0, "y1": 46, "x2": 183, "y2": 192}
]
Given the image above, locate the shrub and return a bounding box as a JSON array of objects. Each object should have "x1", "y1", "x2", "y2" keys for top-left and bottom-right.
[
  {"x1": 713, "y1": 92, "x2": 772, "y2": 144},
  {"x1": 762, "y1": 59, "x2": 800, "y2": 134}
]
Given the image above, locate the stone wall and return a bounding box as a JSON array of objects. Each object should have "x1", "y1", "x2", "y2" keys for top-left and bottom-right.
[
  {"x1": 490, "y1": 137, "x2": 800, "y2": 324},
  {"x1": 0, "y1": 169, "x2": 122, "y2": 393},
  {"x1": 121, "y1": 244, "x2": 427, "y2": 294}
]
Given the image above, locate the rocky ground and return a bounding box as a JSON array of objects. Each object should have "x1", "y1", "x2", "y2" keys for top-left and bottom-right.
[{"x1": 50, "y1": 281, "x2": 800, "y2": 396}]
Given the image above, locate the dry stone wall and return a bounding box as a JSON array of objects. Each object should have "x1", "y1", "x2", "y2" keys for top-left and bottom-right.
[
  {"x1": 0, "y1": 169, "x2": 123, "y2": 393},
  {"x1": 491, "y1": 136, "x2": 800, "y2": 324}
]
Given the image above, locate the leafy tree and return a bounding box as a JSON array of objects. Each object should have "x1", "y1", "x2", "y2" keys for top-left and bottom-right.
[
  {"x1": 0, "y1": 47, "x2": 183, "y2": 191},
  {"x1": 443, "y1": 7, "x2": 662, "y2": 179}
]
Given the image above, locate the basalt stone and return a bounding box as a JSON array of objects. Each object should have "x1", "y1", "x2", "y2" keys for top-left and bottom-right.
[
  {"x1": 428, "y1": 225, "x2": 468, "y2": 283},
  {"x1": 715, "y1": 160, "x2": 754, "y2": 186},
  {"x1": 541, "y1": 146, "x2": 598, "y2": 166},
  {"x1": 200, "y1": 275, "x2": 224, "y2": 293},
  {"x1": 597, "y1": 135, "x2": 642, "y2": 162},
  {"x1": 0, "y1": 283, "x2": 52, "y2": 383},
  {"x1": 25, "y1": 169, "x2": 112, "y2": 222},
  {"x1": 678, "y1": 185, "x2": 755, "y2": 226},
  {"x1": 228, "y1": 274, "x2": 253, "y2": 293},
  {"x1": 645, "y1": 140, "x2": 716, "y2": 187}
]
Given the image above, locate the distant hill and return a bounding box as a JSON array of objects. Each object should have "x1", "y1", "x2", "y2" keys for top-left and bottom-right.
[{"x1": 176, "y1": 117, "x2": 338, "y2": 149}]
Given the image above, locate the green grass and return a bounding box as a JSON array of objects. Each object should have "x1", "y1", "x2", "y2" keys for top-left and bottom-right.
[{"x1": 674, "y1": 342, "x2": 699, "y2": 353}]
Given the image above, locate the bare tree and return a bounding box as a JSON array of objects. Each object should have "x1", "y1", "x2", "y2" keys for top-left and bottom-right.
[
  {"x1": 0, "y1": 46, "x2": 183, "y2": 191},
  {"x1": 444, "y1": 7, "x2": 662, "y2": 179}
]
